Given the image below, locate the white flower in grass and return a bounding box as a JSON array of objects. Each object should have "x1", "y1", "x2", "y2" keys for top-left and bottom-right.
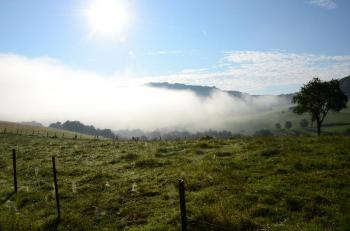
[
  {"x1": 105, "y1": 182, "x2": 110, "y2": 187},
  {"x1": 131, "y1": 182, "x2": 137, "y2": 192}
]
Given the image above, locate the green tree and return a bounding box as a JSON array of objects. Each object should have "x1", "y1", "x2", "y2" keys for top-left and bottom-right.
[
  {"x1": 275, "y1": 123, "x2": 282, "y2": 129},
  {"x1": 300, "y1": 119, "x2": 309, "y2": 128},
  {"x1": 293, "y1": 78, "x2": 348, "y2": 136},
  {"x1": 285, "y1": 121, "x2": 292, "y2": 129}
]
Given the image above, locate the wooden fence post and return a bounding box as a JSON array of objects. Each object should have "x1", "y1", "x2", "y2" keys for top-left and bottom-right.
[
  {"x1": 12, "y1": 149, "x2": 17, "y2": 192},
  {"x1": 178, "y1": 179, "x2": 187, "y2": 231},
  {"x1": 52, "y1": 156, "x2": 60, "y2": 220}
]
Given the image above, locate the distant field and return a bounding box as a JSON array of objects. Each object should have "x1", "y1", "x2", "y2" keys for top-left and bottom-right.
[
  {"x1": 0, "y1": 121, "x2": 95, "y2": 139},
  {"x1": 226, "y1": 103, "x2": 350, "y2": 135},
  {"x1": 0, "y1": 134, "x2": 349, "y2": 230}
]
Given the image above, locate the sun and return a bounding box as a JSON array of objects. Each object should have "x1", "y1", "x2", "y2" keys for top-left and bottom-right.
[{"x1": 86, "y1": 0, "x2": 130, "y2": 38}]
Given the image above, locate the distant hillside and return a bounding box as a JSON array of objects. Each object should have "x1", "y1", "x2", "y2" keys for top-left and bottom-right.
[
  {"x1": 49, "y1": 120, "x2": 114, "y2": 139},
  {"x1": 147, "y1": 82, "x2": 293, "y2": 109},
  {"x1": 147, "y1": 82, "x2": 221, "y2": 97},
  {"x1": 147, "y1": 82, "x2": 258, "y2": 98},
  {"x1": 148, "y1": 75, "x2": 349, "y2": 103},
  {"x1": 20, "y1": 121, "x2": 43, "y2": 127},
  {"x1": 147, "y1": 77, "x2": 350, "y2": 136}
]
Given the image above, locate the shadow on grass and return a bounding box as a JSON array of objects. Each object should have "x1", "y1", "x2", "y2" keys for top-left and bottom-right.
[{"x1": 0, "y1": 191, "x2": 15, "y2": 205}]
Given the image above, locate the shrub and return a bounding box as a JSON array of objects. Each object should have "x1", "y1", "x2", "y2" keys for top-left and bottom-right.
[
  {"x1": 275, "y1": 123, "x2": 282, "y2": 129},
  {"x1": 300, "y1": 119, "x2": 309, "y2": 128},
  {"x1": 261, "y1": 148, "x2": 281, "y2": 157},
  {"x1": 196, "y1": 142, "x2": 211, "y2": 149},
  {"x1": 254, "y1": 129, "x2": 273, "y2": 137},
  {"x1": 285, "y1": 121, "x2": 292, "y2": 129}
]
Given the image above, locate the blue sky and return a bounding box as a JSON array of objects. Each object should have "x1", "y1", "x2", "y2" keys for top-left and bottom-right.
[{"x1": 0, "y1": 0, "x2": 350, "y2": 94}]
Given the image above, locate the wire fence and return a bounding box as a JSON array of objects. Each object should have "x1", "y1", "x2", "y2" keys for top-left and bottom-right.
[{"x1": 0, "y1": 146, "x2": 236, "y2": 231}]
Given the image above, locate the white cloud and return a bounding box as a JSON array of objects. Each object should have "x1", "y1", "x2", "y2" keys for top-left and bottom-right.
[
  {"x1": 308, "y1": 0, "x2": 337, "y2": 9},
  {"x1": 0, "y1": 53, "x2": 288, "y2": 131},
  {"x1": 143, "y1": 51, "x2": 350, "y2": 94},
  {"x1": 1, "y1": 51, "x2": 348, "y2": 130}
]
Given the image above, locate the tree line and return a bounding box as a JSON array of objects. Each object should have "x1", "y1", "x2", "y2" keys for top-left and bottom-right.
[{"x1": 49, "y1": 120, "x2": 114, "y2": 139}]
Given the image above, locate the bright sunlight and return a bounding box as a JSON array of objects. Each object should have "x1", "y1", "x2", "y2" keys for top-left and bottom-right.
[{"x1": 85, "y1": 0, "x2": 130, "y2": 38}]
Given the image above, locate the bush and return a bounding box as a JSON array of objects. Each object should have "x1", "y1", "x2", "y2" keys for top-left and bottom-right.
[
  {"x1": 285, "y1": 121, "x2": 292, "y2": 129},
  {"x1": 275, "y1": 123, "x2": 282, "y2": 129},
  {"x1": 345, "y1": 129, "x2": 350, "y2": 135},
  {"x1": 300, "y1": 119, "x2": 309, "y2": 128},
  {"x1": 254, "y1": 129, "x2": 273, "y2": 137},
  {"x1": 261, "y1": 148, "x2": 281, "y2": 157}
]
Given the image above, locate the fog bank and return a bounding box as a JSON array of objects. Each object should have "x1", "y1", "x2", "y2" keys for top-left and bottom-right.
[{"x1": 0, "y1": 54, "x2": 290, "y2": 131}]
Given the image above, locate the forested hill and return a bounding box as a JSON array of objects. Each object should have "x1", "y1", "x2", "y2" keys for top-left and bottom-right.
[
  {"x1": 49, "y1": 120, "x2": 114, "y2": 138},
  {"x1": 147, "y1": 75, "x2": 350, "y2": 100}
]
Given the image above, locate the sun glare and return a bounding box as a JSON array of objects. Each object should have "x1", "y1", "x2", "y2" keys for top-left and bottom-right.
[{"x1": 86, "y1": 0, "x2": 130, "y2": 38}]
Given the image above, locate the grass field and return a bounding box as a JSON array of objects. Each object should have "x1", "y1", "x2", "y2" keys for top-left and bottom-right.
[
  {"x1": 0, "y1": 121, "x2": 95, "y2": 139},
  {"x1": 0, "y1": 133, "x2": 349, "y2": 231},
  {"x1": 226, "y1": 103, "x2": 350, "y2": 135}
]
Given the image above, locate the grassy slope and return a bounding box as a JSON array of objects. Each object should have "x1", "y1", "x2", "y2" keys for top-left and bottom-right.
[
  {"x1": 226, "y1": 103, "x2": 350, "y2": 135},
  {"x1": 0, "y1": 121, "x2": 95, "y2": 139},
  {"x1": 0, "y1": 134, "x2": 349, "y2": 230}
]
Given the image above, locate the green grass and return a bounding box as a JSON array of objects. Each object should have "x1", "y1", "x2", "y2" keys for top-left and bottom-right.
[
  {"x1": 0, "y1": 134, "x2": 349, "y2": 230},
  {"x1": 0, "y1": 121, "x2": 95, "y2": 139},
  {"x1": 226, "y1": 103, "x2": 350, "y2": 135}
]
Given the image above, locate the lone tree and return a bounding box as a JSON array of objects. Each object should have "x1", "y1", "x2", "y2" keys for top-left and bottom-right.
[{"x1": 292, "y1": 78, "x2": 348, "y2": 136}]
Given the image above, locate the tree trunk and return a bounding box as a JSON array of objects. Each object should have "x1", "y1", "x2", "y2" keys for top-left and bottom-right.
[{"x1": 316, "y1": 120, "x2": 321, "y2": 136}]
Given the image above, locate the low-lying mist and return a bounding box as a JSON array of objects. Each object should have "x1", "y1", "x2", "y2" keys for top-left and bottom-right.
[{"x1": 0, "y1": 54, "x2": 290, "y2": 132}]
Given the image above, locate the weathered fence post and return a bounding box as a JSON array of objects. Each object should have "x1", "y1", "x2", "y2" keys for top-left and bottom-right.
[
  {"x1": 12, "y1": 149, "x2": 17, "y2": 192},
  {"x1": 52, "y1": 156, "x2": 60, "y2": 220},
  {"x1": 178, "y1": 179, "x2": 187, "y2": 231}
]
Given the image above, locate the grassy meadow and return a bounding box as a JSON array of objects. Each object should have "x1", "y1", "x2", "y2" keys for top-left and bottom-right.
[
  {"x1": 225, "y1": 103, "x2": 350, "y2": 135},
  {"x1": 0, "y1": 121, "x2": 94, "y2": 140},
  {"x1": 0, "y1": 132, "x2": 349, "y2": 231}
]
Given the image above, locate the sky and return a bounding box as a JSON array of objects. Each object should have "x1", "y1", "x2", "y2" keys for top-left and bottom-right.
[
  {"x1": 0, "y1": 0, "x2": 350, "y2": 94},
  {"x1": 1, "y1": 0, "x2": 350, "y2": 130}
]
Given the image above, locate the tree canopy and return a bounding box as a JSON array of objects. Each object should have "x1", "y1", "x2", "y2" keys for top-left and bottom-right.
[{"x1": 292, "y1": 78, "x2": 348, "y2": 136}]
